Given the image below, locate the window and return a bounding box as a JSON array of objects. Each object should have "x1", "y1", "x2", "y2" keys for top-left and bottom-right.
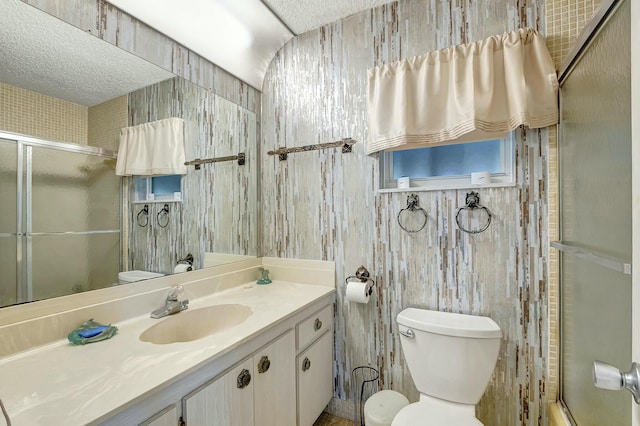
[
  {"x1": 380, "y1": 133, "x2": 515, "y2": 191},
  {"x1": 133, "y1": 175, "x2": 183, "y2": 202}
]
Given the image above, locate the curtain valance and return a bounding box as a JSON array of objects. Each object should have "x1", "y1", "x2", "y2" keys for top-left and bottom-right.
[
  {"x1": 115, "y1": 117, "x2": 187, "y2": 176},
  {"x1": 367, "y1": 28, "x2": 558, "y2": 154}
]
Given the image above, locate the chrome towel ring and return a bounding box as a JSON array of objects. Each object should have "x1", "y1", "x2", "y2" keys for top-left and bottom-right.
[
  {"x1": 455, "y1": 191, "x2": 492, "y2": 234},
  {"x1": 397, "y1": 194, "x2": 428, "y2": 233}
]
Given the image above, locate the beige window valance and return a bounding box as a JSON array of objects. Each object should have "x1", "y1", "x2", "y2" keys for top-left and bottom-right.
[
  {"x1": 115, "y1": 117, "x2": 187, "y2": 176},
  {"x1": 367, "y1": 28, "x2": 558, "y2": 154}
]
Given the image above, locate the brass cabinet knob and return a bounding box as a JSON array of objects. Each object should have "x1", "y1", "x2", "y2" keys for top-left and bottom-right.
[
  {"x1": 258, "y1": 356, "x2": 271, "y2": 374},
  {"x1": 314, "y1": 318, "x2": 323, "y2": 331},
  {"x1": 302, "y1": 357, "x2": 311, "y2": 372},
  {"x1": 237, "y1": 369, "x2": 251, "y2": 389}
]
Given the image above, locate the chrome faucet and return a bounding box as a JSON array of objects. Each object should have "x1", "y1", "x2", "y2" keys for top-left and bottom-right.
[{"x1": 150, "y1": 285, "x2": 189, "y2": 319}]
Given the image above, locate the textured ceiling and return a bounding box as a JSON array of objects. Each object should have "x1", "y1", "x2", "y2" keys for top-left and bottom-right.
[
  {"x1": 263, "y1": 0, "x2": 396, "y2": 34},
  {"x1": 2, "y1": 0, "x2": 395, "y2": 102},
  {"x1": 0, "y1": 0, "x2": 174, "y2": 107}
]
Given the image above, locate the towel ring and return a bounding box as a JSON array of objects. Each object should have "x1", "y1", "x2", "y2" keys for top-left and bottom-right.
[
  {"x1": 136, "y1": 204, "x2": 149, "y2": 227},
  {"x1": 157, "y1": 204, "x2": 170, "y2": 228},
  {"x1": 397, "y1": 194, "x2": 428, "y2": 233},
  {"x1": 455, "y1": 191, "x2": 492, "y2": 234}
]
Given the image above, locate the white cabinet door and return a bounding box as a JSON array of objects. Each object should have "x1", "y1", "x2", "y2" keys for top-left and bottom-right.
[
  {"x1": 139, "y1": 404, "x2": 178, "y2": 426},
  {"x1": 254, "y1": 330, "x2": 296, "y2": 426},
  {"x1": 183, "y1": 358, "x2": 255, "y2": 426},
  {"x1": 297, "y1": 331, "x2": 333, "y2": 426}
]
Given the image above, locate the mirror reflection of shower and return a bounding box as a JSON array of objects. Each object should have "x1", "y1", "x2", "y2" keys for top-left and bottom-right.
[{"x1": 0, "y1": 135, "x2": 120, "y2": 308}]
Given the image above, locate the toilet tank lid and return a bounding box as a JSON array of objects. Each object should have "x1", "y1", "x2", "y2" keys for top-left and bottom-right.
[{"x1": 397, "y1": 308, "x2": 501, "y2": 339}]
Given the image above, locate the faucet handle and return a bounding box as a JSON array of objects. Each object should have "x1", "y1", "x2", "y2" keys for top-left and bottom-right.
[{"x1": 166, "y1": 285, "x2": 184, "y2": 301}]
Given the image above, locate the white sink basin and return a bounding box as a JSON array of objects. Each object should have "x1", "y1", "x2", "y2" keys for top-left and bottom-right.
[{"x1": 139, "y1": 304, "x2": 252, "y2": 344}]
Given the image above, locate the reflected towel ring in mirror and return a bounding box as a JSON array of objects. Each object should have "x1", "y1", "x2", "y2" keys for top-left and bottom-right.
[
  {"x1": 136, "y1": 204, "x2": 149, "y2": 227},
  {"x1": 455, "y1": 191, "x2": 492, "y2": 234},
  {"x1": 157, "y1": 204, "x2": 170, "y2": 228},
  {"x1": 397, "y1": 194, "x2": 428, "y2": 233}
]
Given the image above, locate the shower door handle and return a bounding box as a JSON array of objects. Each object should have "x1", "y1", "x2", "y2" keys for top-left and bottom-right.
[{"x1": 593, "y1": 360, "x2": 640, "y2": 403}]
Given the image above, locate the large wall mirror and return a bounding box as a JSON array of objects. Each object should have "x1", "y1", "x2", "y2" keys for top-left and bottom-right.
[{"x1": 0, "y1": 0, "x2": 258, "y2": 308}]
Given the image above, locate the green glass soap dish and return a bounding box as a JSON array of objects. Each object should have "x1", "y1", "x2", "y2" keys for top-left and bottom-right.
[{"x1": 68, "y1": 319, "x2": 118, "y2": 345}]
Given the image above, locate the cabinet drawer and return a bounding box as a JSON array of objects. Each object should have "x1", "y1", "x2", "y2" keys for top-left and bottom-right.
[
  {"x1": 297, "y1": 305, "x2": 332, "y2": 350},
  {"x1": 297, "y1": 331, "x2": 333, "y2": 426}
]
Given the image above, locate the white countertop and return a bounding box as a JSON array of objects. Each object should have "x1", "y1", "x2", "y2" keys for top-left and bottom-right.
[{"x1": 0, "y1": 280, "x2": 334, "y2": 425}]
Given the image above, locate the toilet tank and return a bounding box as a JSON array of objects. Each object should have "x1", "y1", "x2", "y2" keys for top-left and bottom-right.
[{"x1": 397, "y1": 308, "x2": 501, "y2": 405}]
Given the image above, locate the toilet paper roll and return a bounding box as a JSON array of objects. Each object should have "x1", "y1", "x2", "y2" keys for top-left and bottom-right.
[
  {"x1": 346, "y1": 281, "x2": 370, "y2": 304},
  {"x1": 173, "y1": 263, "x2": 192, "y2": 273},
  {"x1": 471, "y1": 171, "x2": 491, "y2": 185}
]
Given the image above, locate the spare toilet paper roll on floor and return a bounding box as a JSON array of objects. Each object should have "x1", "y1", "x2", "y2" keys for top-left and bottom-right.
[
  {"x1": 173, "y1": 263, "x2": 192, "y2": 273},
  {"x1": 346, "y1": 281, "x2": 370, "y2": 304}
]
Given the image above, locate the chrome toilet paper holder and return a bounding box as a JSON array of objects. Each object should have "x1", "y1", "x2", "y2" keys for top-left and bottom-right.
[
  {"x1": 177, "y1": 253, "x2": 194, "y2": 271},
  {"x1": 345, "y1": 266, "x2": 375, "y2": 296}
]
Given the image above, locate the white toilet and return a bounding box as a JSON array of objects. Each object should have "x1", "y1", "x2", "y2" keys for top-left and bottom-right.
[{"x1": 392, "y1": 308, "x2": 502, "y2": 426}]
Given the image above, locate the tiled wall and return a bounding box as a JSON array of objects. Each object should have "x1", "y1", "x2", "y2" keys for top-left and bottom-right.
[
  {"x1": 127, "y1": 77, "x2": 257, "y2": 275},
  {"x1": 546, "y1": 0, "x2": 602, "y2": 68},
  {"x1": 544, "y1": 0, "x2": 602, "y2": 403},
  {"x1": 262, "y1": 1, "x2": 549, "y2": 424},
  {"x1": 0, "y1": 83, "x2": 87, "y2": 144},
  {"x1": 23, "y1": 0, "x2": 260, "y2": 115},
  {"x1": 88, "y1": 94, "x2": 128, "y2": 151}
]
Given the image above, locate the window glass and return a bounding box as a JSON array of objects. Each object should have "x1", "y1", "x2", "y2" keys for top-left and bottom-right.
[
  {"x1": 151, "y1": 175, "x2": 181, "y2": 196},
  {"x1": 392, "y1": 139, "x2": 502, "y2": 179},
  {"x1": 133, "y1": 175, "x2": 182, "y2": 202},
  {"x1": 381, "y1": 134, "x2": 514, "y2": 190}
]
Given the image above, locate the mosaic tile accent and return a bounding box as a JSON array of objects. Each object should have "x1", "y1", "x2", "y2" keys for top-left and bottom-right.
[
  {"x1": 0, "y1": 83, "x2": 87, "y2": 144},
  {"x1": 546, "y1": 0, "x2": 602, "y2": 68},
  {"x1": 88, "y1": 94, "x2": 127, "y2": 151}
]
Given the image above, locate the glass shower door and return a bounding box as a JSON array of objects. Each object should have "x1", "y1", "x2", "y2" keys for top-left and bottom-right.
[
  {"x1": 28, "y1": 145, "x2": 121, "y2": 300},
  {"x1": 558, "y1": 0, "x2": 632, "y2": 424},
  {"x1": 0, "y1": 139, "x2": 18, "y2": 306}
]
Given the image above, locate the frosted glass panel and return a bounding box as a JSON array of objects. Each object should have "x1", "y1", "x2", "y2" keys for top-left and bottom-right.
[
  {"x1": 0, "y1": 140, "x2": 18, "y2": 306},
  {"x1": 561, "y1": 255, "x2": 631, "y2": 426},
  {"x1": 0, "y1": 236, "x2": 17, "y2": 306},
  {"x1": 559, "y1": 0, "x2": 630, "y2": 424},
  {"x1": 31, "y1": 147, "x2": 120, "y2": 232},
  {"x1": 0, "y1": 139, "x2": 17, "y2": 232},
  {"x1": 31, "y1": 233, "x2": 119, "y2": 301}
]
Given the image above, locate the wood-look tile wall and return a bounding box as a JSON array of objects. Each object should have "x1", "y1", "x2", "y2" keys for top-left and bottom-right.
[
  {"x1": 127, "y1": 77, "x2": 257, "y2": 274},
  {"x1": 261, "y1": 1, "x2": 549, "y2": 424},
  {"x1": 24, "y1": 0, "x2": 262, "y2": 275},
  {"x1": 23, "y1": 0, "x2": 260, "y2": 114}
]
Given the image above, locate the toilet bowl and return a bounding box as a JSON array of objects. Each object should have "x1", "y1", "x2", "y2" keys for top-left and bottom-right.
[
  {"x1": 118, "y1": 270, "x2": 165, "y2": 285},
  {"x1": 391, "y1": 308, "x2": 501, "y2": 426}
]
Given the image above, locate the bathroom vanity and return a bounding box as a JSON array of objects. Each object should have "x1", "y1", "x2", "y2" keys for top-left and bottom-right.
[{"x1": 0, "y1": 258, "x2": 335, "y2": 426}]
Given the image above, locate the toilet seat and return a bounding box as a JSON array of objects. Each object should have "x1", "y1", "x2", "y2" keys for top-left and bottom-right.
[{"x1": 390, "y1": 401, "x2": 483, "y2": 426}]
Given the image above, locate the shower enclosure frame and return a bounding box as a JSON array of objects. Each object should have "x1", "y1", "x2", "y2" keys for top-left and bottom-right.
[
  {"x1": 556, "y1": 0, "x2": 639, "y2": 423},
  {"x1": 0, "y1": 131, "x2": 121, "y2": 305}
]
